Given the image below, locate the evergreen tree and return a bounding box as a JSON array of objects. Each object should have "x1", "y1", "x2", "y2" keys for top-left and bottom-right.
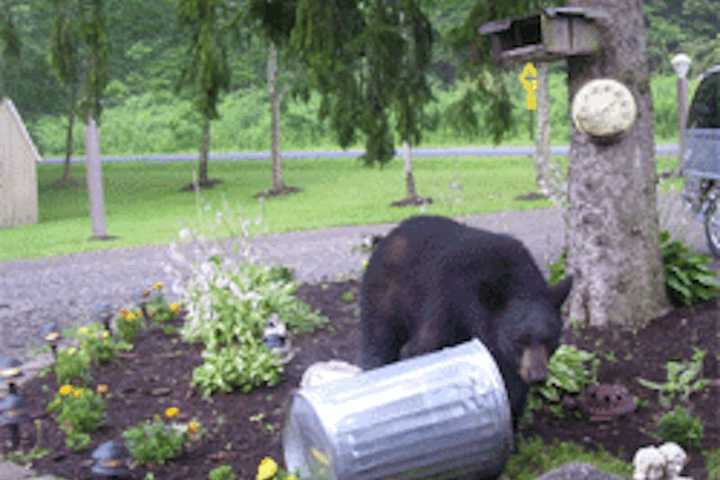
[{"x1": 176, "y1": 0, "x2": 232, "y2": 190}]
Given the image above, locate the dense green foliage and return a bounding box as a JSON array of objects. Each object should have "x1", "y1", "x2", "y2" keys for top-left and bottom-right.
[
  {"x1": 660, "y1": 230, "x2": 720, "y2": 306},
  {"x1": 656, "y1": 405, "x2": 705, "y2": 450},
  {"x1": 3, "y1": 1, "x2": 714, "y2": 159}
]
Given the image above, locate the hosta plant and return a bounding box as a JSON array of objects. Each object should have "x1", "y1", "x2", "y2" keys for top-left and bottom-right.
[
  {"x1": 660, "y1": 230, "x2": 720, "y2": 306},
  {"x1": 637, "y1": 348, "x2": 709, "y2": 408},
  {"x1": 525, "y1": 345, "x2": 599, "y2": 419}
]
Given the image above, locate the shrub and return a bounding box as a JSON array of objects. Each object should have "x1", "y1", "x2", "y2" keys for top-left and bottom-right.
[
  {"x1": 660, "y1": 230, "x2": 720, "y2": 306},
  {"x1": 47, "y1": 385, "x2": 105, "y2": 451},
  {"x1": 116, "y1": 308, "x2": 144, "y2": 344},
  {"x1": 208, "y1": 465, "x2": 236, "y2": 480},
  {"x1": 123, "y1": 411, "x2": 203, "y2": 466},
  {"x1": 76, "y1": 323, "x2": 130, "y2": 364},
  {"x1": 525, "y1": 345, "x2": 599, "y2": 419},
  {"x1": 656, "y1": 406, "x2": 704, "y2": 449},
  {"x1": 54, "y1": 347, "x2": 92, "y2": 386}
]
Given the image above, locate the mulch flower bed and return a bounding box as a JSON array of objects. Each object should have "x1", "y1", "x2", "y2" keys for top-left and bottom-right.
[{"x1": 3, "y1": 279, "x2": 719, "y2": 479}]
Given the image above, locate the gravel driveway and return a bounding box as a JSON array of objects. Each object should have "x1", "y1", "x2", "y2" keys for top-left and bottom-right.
[{"x1": 0, "y1": 205, "x2": 712, "y2": 362}]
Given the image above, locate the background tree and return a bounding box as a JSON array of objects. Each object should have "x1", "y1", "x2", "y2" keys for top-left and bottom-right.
[
  {"x1": 79, "y1": 0, "x2": 112, "y2": 240},
  {"x1": 176, "y1": 0, "x2": 232, "y2": 190},
  {"x1": 0, "y1": 1, "x2": 21, "y2": 97},
  {"x1": 49, "y1": 0, "x2": 82, "y2": 186}
]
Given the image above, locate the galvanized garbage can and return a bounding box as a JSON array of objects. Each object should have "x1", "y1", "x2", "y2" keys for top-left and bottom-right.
[{"x1": 283, "y1": 339, "x2": 513, "y2": 480}]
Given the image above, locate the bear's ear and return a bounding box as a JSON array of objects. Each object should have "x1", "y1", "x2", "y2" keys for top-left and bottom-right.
[{"x1": 549, "y1": 276, "x2": 573, "y2": 309}]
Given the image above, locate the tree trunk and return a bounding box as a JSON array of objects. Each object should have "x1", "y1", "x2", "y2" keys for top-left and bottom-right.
[
  {"x1": 198, "y1": 117, "x2": 210, "y2": 185},
  {"x1": 268, "y1": 43, "x2": 284, "y2": 192},
  {"x1": 402, "y1": 141, "x2": 418, "y2": 199},
  {"x1": 61, "y1": 86, "x2": 78, "y2": 183},
  {"x1": 534, "y1": 63, "x2": 565, "y2": 205},
  {"x1": 84, "y1": 114, "x2": 108, "y2": 239},
  {"x1": 565, "y1": 0, "x2": 669, "y2": 328}
]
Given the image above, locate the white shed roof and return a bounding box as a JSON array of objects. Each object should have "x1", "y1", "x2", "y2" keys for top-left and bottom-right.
[{"x1": 1, "y1": 97, "x2": 43, "y2": 163}]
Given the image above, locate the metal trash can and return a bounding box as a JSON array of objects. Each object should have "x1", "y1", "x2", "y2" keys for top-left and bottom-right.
[{"x1": 283, "y1": 339, "x2": 513, "y2": 480}]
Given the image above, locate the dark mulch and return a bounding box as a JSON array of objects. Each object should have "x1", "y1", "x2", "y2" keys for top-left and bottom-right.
[{"x1": 5, "y1": 280, "x2": 719, "y2": 479}]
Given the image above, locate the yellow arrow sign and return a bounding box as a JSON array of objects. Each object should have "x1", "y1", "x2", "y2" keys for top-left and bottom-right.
[
  {"x1": 519, "y1": 62, "x2": 538, "y2": 92},
  {"x1": 519, "y1": 62, "x2": 538, "y2": 111}
]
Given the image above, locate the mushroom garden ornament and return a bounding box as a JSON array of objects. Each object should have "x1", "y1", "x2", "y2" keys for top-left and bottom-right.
[
  {"x1": 91, "y1": 440, "x2": 131, "y2": 478},
  {"x1": 0, "y1": 356, "x2": 23, "y2": 394},
  {"x1": 40, "y1": 322, "x2": 63, "y2": 360}
]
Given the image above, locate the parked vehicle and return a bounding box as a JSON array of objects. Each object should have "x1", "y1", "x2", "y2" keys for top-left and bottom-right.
[{"x1": 682, "y1": 65, "x2": 720, "y2": 257}]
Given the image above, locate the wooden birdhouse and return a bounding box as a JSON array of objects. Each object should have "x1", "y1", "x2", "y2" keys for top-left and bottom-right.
[{"x1": 478, "y1": 7, "x2": 605, "y2": 65}]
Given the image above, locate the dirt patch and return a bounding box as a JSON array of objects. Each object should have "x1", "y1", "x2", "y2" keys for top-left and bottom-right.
[{"x1": 4, "y1": 280, "x2": 718, "y2": 479}]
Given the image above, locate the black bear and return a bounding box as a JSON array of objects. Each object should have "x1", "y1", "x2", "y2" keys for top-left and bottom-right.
[{"x1": 360, "y1": 215, "x2": 573, "y2": 422}]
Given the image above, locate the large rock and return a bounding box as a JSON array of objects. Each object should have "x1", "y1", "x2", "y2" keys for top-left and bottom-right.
[{"x1": 536, "y1": 462, "x2": 624, "y2": 480}]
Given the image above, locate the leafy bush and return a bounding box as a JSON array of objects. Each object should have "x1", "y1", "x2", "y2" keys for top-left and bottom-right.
[
  {"x1": 116, "y1": 308, "x2": 144, "y2": 344},
  {"x1": 526, "y1": 345, "x2": 599, "y2": 419},
  {"x1": 208, "y1": 465, "x2": 236, "y2": 480},
  {"x1": 637, "y1": 348, "x2": 709, "y2": 408},
  {"x1": 47, "y1": 385, "x2": 105, "y2": 451},
  {"x1": 54, "y1": 347, "x2": 92, "y2": 386},
  {"x1": 547, "y1": 250, "x2": 567, "y2": 286},
  {"x1": 76, "y1": 323, "x2": 130, "y2": 365},
  {"x1": 660, "y1": 230, "x2": 720, "y2": 306},
  {"x1": 123, "y1": 418, "x2": 185, "y2": 465},
  {"x1": 656, "y1": 406, "x2": 704, "y2": 449}
]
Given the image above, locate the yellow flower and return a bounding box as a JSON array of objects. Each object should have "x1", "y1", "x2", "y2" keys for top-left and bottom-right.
[
  {"x1": 164, "y1": 406, "x2": 180, "y2": 419},
  {"x1": 187, "y1": 419, "x2": 201, "y2": 435},
  {"x1": 286, "y1": 475, "x2": 298, "y2": 480},
  {"x1": 125, "y1": 311, "x2": 137, "y2": 322},
  {"x1": 120, "y1": 308, "x2": 130, "y2": 318},
  {"x1": 256, "y1": 457, "x2": 278, "y2": 480},
  {"x1": 78, "y1": 327, "x2": 89, "y2": 336},
  {"x1": 152, "y1": 281, "x2": 164, "y2": 291},
  {"x1": 59, "y1": 385, "x2": 74, "y2": 396},
  {"x1": 102, "y1": 331, "x2": 110, "y2": 339},
  {"x1": 72, "y1": 389, "x2": 82, "y2": 398},
  {"x1": 169, "y1": 303, "x2": 180, "y2": 315},
  {"x1": 67, "y1": 347, "x2": 77, "y2": 355},
  {"x1": 96, "y1": 384, "x2": 109, "y2": 395}
]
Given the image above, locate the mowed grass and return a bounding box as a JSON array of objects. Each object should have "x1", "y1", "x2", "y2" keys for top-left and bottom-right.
[
  {"x1": 0, "y1": 155, "x2": 554, "y2": 261},
  {"x1": 0, "y1": 154, "x2": 680, "y2": 261}
]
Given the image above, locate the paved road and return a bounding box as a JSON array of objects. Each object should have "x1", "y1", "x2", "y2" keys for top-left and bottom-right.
[{"x1": 44, "y1": 144, "x2": 680, "y2": 164}]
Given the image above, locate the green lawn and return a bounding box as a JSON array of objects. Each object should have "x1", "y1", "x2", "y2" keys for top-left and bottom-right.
[
  {"x1": 0, "y1": 154, "x2": 680, "y2": 261},
  {"x1": 0, "y1": 155, "x2": 546, "y2": 261}
]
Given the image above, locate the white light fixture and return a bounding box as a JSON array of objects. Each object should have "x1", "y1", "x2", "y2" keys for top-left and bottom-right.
[{"x1": 671, "y1": 53, "x2": 691, "y2": 79}]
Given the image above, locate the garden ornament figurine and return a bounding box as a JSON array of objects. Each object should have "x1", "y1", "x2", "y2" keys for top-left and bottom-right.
[
  {"x1": 633, "y1": 442, "x2": 691, "y2": 480},
  {"x1": 91, "y1": 440, "x2": 131, "y2": 478},
  {"x1": 658, "y1": 442, "x2": 691, "y2": 480},
  {"x1": 263, "y1": 314, "x2": 294, "y2": 364}
]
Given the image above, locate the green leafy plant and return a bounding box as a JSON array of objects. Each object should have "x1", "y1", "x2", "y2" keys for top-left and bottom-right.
[
  {"x1": 704, "y1": 448, "x2": 720, "y2": 480},
  {"x1": 76, "y1": 322, "x2": 130, "y2": 364},
  {"x1": 547, "y1": 250, "x2": 567, "y2": 286},
  {"x1": 116, "y1": 308, "x2": 145, "y2": 344},
  {"x1": 142, "y1": 282, "x2": 181, "y2": 325},
  {"x1": 660, "y1": 230, "x2": 720, "y2": 306},
  {"x1": 637, "y1": 348, "x2": 709, "y2": 408},
  {"x1": 123, "y1": 410, "x2": 202, "y2": 466},
  {"x1": 209, "y1": 464, "x2": 237, "y2": 480},
  {"x1": 340, "y1": 290, "x2": 355, "y2": 303},
  {"x1": 656, "y1": 406, "x2": 704, "y2": 449},
  {"x1": 526, "y1": 345, "x2": 599, "y2": 419},
  {"x1": 54, "y1": 346, "x2": 92, "y2": 385},
  {"x1": 178, "y1": 255, "x2": 326, "y2": 396},
  {"x1": 47, "y1": 385, "x2": 105, "y2": 451}
]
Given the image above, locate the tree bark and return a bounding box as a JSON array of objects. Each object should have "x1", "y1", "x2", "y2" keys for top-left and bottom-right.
[
  {"x1": 402, "y1": 141, "x2": 418, "y2": 199},
  {"x1": 61, "y1": 86, "x2": 78, "y2": 183},
  {"x1": 268, "y1": 43, "x2": 284, "y2": 192},
  {"x1": 566, "y1": 0, "x2": 669, "y2": 328},
  {"x1": 198, "y1": 117, "x2": 210, "y2": 185},
  {"x1": 84, "y1": 114, "x2": 108, "y2": 239}
]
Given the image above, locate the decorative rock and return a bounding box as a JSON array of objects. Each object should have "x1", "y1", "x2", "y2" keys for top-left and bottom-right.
[
  {"x1": 537, "y1": 462, "x2": 624, "y2": 480},
  {"x1": 300, "y1": 360, "x2": 362, "y2": 389}
]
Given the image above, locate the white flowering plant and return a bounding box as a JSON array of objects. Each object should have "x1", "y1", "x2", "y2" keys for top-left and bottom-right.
[{"x1": 164, "y1": 201, "x2": 326, "y2": 396}]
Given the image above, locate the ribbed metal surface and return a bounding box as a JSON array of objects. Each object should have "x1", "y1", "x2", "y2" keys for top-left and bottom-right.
[
  {"x1": 684, "y1": 129, "x2": 720, "y2": 180},
  {"x1": 283, "y1": 339, "x2": 513, "y2": 480}
]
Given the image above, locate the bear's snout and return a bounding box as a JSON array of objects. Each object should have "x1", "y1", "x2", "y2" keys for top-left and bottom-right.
[{"x1": 519, "y1": 344, "x2": 549, "y2": 384}]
